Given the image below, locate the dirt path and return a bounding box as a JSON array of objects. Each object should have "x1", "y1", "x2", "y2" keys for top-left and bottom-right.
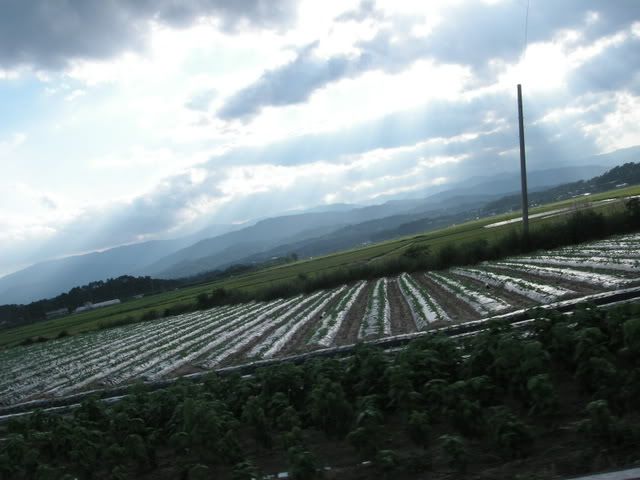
[
  {"x1": 387, "y1": 277, "x2": 417, "y2": 335},
  {"x1": 448, "y1": 271, "x2": 537, "y2": 309},
  {"x1": 334, "y1": 281, "x2": 372, "y2": 346},
  {"x1": 413, "y1": 272, "x2": 479, "y2": 324}
]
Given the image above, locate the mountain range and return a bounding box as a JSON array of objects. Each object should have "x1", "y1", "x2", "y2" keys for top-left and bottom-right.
[{"x1": 1, "y1": 146, "x2": 638, "y2": 305}]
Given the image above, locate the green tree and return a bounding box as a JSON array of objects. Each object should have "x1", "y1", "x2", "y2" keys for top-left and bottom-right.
[{"x1": 309, "y1": 378, "x2": 352, "y2": 436}]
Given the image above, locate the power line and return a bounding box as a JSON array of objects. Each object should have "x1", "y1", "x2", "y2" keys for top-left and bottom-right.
[{"x1": 523, "y1": 0, "x2": 530, "y2": 55}]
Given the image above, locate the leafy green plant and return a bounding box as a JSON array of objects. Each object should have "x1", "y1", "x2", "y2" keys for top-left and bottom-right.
[
  {"x1": 526, "y1": 374, "x2": 558, "y2": 416},
  {"x1": 287, "y1": 446, "x2": 318, "y2": 480},
  {"x1": 232, "y1": 459, "x2": 261, "y2": 480},
  {"x1": 438, "y1": 434, "x2": 468, "y2": 473},
  {"x1": 487, "y1": 407, "x2": 533, "y2": 459},
  {"x1": 407, "y1": 411, "x2": 431, "y2": 446},
  {"x1": 309, "y1": 378, "x2": 352, "y2": 436},
  {"x1": 375, "y1": 449, "x2": 400, "y2": 478}
]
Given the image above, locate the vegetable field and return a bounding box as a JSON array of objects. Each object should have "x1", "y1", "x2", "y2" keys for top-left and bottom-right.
[{"x1": 2, "y1": 233, "x2": 639, "y2": 406}]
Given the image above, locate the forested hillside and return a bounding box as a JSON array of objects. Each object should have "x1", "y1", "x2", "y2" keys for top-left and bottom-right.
[
  {"x1": 0, "y1": 276, "x2": 179, "y2": 329},
  {"x1": 484, "y1": 162, "x2": 640, "y2": 213}
]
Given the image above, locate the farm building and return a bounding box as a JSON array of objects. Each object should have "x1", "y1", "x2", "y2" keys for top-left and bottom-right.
[{"x1": 74, "y1": 299, "x2": 121, "y2": 313}]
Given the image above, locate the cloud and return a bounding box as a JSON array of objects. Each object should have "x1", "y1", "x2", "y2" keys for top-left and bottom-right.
[
  {"x1": 217, "y1": 0, "x2": 640, "y2": 120},
  {"x1": 1, "y1": 0, "x2": 639, "y2": 279},
  {"x1": 0, "y1": 132, "x2": 27, "y2": 153},
  {"x1": 568, "y1": 28, "x2": 640, "y2": 95},
  {"x1": 0, "y1": 77, "x2": 624, "y2": 277},
  {"x1": 40, "y1": 195, "x2": 58, "y2": 210},
  {"x1": 185, "y1": 88, "x2": 218, "y2": 112},
  {"x1": 218, "y1": 42, "x2": 354, "y2": 119},
  {"x1": 0, "y1": 0, "x2": 297, "y2": 71}
]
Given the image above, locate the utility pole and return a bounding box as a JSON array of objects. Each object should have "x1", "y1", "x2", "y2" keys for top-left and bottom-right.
[{"x1": 517, "y1": 84, "x2": 529, "y2": 239}]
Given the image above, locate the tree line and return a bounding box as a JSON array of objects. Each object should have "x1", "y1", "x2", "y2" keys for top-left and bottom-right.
[
  {"x1": 483, "y1": 162, "x2": 640, "y2": 213},
  {"x1": 0, "y1": 276, "x2": 180, "y2": 329}
]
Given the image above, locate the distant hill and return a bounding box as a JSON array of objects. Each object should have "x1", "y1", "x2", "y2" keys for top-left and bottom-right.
[
  {"x1": 194, "y1": 162, "x2": 640, "y2": 274},
  {"x1": 152, "y1": 164, "x2": 609, "y2": 279},
  {"x1": 0, "y1": 147, "x2": 634, "y2": 303},
  {"x1": 0, "y1": 223, "x2": 238, "y2": 305},
  {"x1": 483, "y1": 162, "x2": 640, "y2": 213}
]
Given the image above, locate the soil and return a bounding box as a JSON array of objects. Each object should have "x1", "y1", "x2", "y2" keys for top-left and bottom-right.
[
  {"x1": 387, "y1": 278, "x2": 417, "y2": 335},
  {"x1": 278, "y1": 290, "x2": 345, "y2": 357},
  {"x1": 413, "y1": 272, "x2": 479, "y2": 324},
  {"x1": 218, "y1": 303, "x2": 297, "y2": 367},
  {"x1": 448, "y1": 271, "x2": 537, "y2": 310},
  {"x1": 334, "y1": 281, "x2": 373, "y2": 346}
]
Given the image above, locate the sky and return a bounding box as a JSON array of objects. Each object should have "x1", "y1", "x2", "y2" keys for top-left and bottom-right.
[{"x1": 1, "y1": 0, "x2": 639, "y2": 277}]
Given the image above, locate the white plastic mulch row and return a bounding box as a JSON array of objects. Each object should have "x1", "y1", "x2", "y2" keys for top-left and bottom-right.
[
  {"x1": 98, "y1": 301, "x2": 278, "y2": 386},
  {"x1": 397, "y1": 273, "x2": 450, "y2": 329},
  {"x1": 450, "y1": 267, "x2": 574, "y2": 303},
  {"x1": 139, "y1": 299, "x2": 293, "y2": 382},
  {"x1": 247, "y1": 286, "x2": 346, "y2": 359},
  {"x1": 258, "y1": 286, "x2": 346, "y2": 359},
  {"x1": 48, "y1": 303, "x2": 260, "y2": 396},
  {"x1": 0, "y1": 306, "x2": 183, "y2": 383},
  {"x1": 511, "y1": 255, "x2": 640, "y2": 273},
  {"x1": 197, "y1": 295, "x2": 308, "y2": 369},
  {"x1": 427, "y1": 272, "x2": 511, "y2": 316},
  {"x1": 0, "y1": 306, "x2": 236, "y2": 404},
  {"x1": 555, "y1": 234, "x2": 640, "y2": 258},
  {"x1": 309, "y1": 281, "x2": 367, "y2": 347},
  {"x1": 491, "y1": 261, "x2": 630, "y2": 289},
  {"x1": 359, "y1": 278, "x2": 391, "y2": 339},
  {"x1": 554, "y1": 247, "x2": 640, "y2": 259}
]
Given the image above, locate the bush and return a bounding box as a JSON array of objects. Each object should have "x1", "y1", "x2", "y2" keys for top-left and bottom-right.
[
  {"x1": 407, "y1": 411, "x2": 431, "y2": 446},
  {"x1": 163, "y1": 302, "x2": 192, "y2": 317},
  {"x1": 438, "y1": 434, "x2": 468, "y2": 472},
  {"x1": 487, "y1": 407, "x2": 533, "y2": 459},
  {"x1": 287, "y1": 446, "x2": 318, "y2": 480},
  {"x1": 140, "y1": 310, "x2": 159, "y2": 321}
]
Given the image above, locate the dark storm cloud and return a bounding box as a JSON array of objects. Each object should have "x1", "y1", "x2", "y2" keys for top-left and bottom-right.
[
  {"x1": 0, "y1": 0, "x2": 297, "y2": 70},
  {"x1": 217, "y1": 0, "x2": 640, "y2": 120}
]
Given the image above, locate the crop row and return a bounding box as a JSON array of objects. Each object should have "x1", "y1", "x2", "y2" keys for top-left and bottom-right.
[{"x1": 0, "y1": 234, "x2": 638, "y2": 405}]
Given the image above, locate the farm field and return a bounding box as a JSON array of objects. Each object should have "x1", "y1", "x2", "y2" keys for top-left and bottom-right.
[
  {"x1": 2, "y1": 185, "x2": 638, "y2": 348},
  {"x1": 1, "y1": 232, "x2": 639, "y2": 408}
]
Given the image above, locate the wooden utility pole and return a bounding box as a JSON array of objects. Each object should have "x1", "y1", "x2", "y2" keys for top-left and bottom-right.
[{"x1": 517, "y1": 84, "x2": 529, "y2": 238}]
